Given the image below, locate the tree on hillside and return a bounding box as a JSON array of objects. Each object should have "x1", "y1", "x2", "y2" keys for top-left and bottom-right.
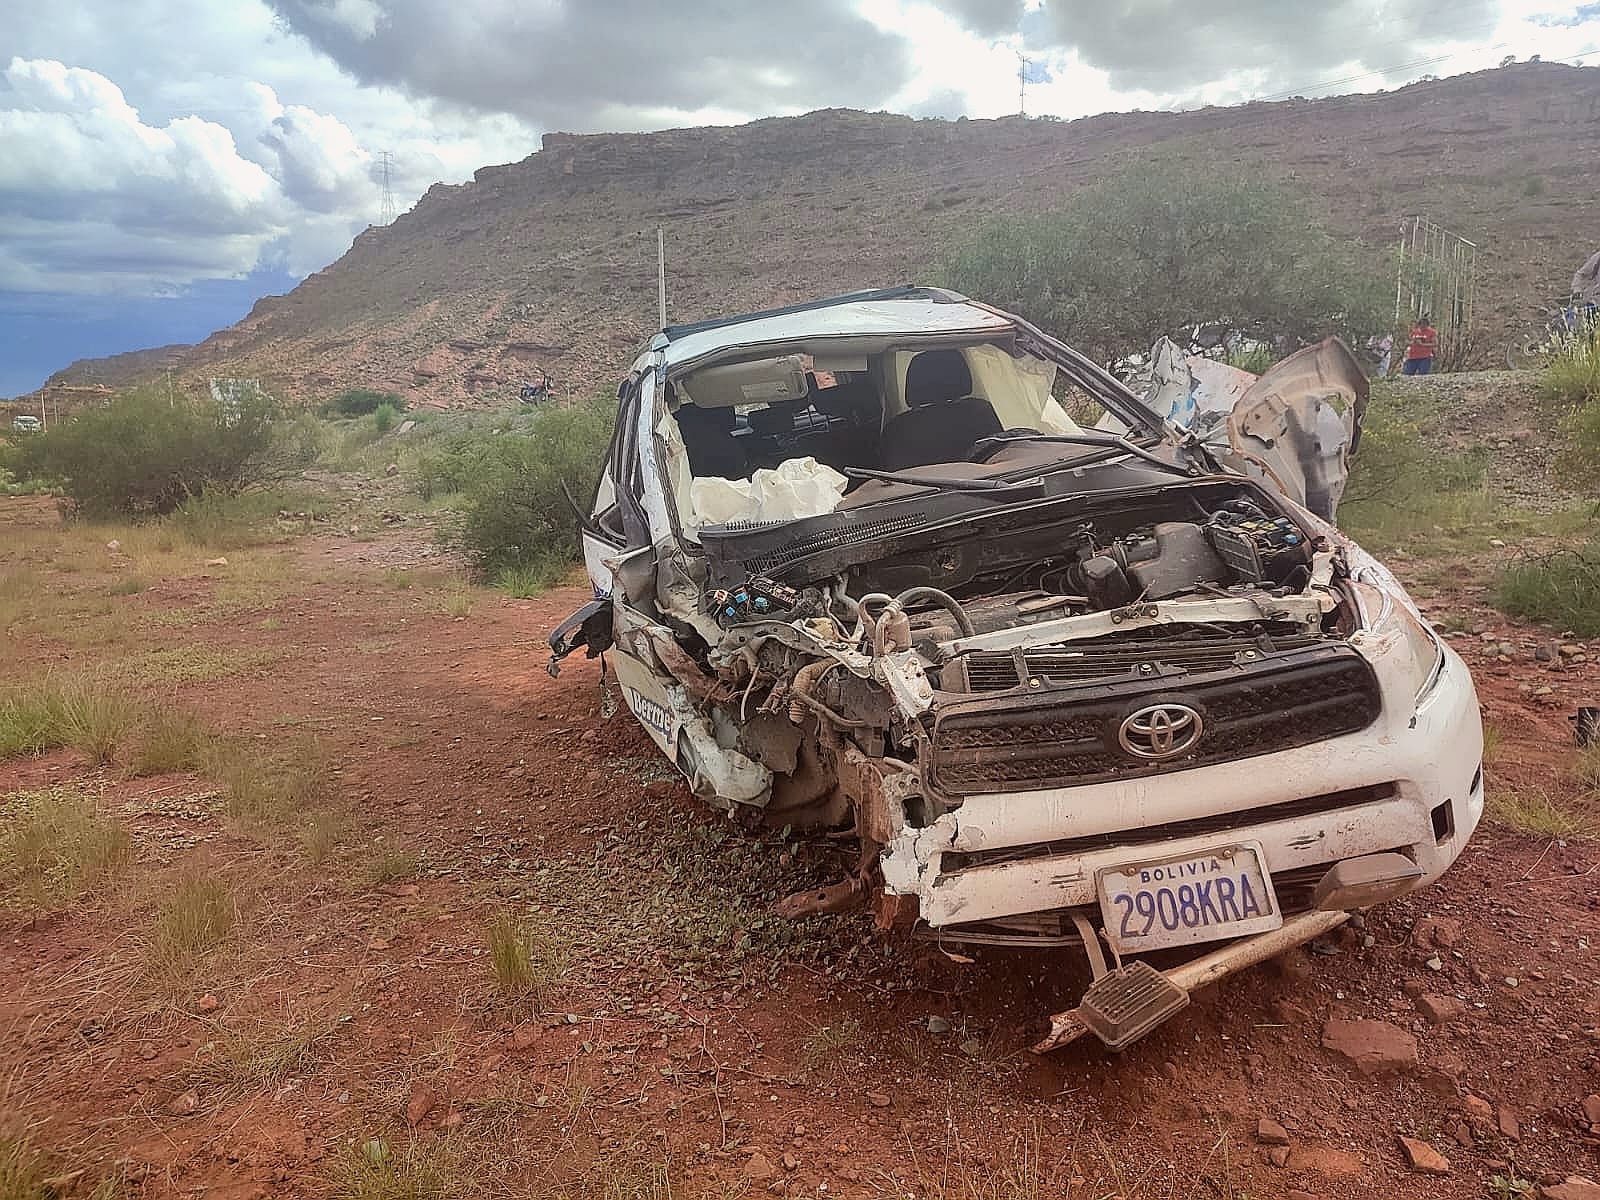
[{"x1": 941, "y1": 158, "x2": 1389, "y2": 364}]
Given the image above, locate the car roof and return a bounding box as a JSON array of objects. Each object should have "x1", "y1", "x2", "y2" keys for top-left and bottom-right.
[{"x1": 649, "y1": 286, "x2": 1016, "y2": 371}]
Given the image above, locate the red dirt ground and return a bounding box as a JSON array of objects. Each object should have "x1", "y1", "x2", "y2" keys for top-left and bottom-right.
[{"x1": 2, "y1": 501, "x2": 1599, "y2": 1199}]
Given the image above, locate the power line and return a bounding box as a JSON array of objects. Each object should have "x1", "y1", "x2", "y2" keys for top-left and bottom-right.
[{"x1": 378, "y1": 150, "x2": 397, "y2": 226}]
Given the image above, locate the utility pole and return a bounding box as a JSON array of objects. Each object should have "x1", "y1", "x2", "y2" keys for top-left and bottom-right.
[
  {"x1": 1018, "y1": 52, "x2": 1027, "y2": 117},
  {"x1": 657, "y1": 227, "x2": 668, "y2": 330},
  {"x1": 378, "y1": 150, "x2": 397, "y2": 226}
]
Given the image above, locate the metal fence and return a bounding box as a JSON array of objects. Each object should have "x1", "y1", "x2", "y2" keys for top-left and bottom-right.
[{"x1": 1394, "y1": 216, "x2": 1479, "y2": 370}]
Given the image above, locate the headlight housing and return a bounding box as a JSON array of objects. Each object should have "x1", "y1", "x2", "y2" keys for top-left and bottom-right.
[{"x1": 1350, "y1": 581, "x2": 1445, "y2": 705}]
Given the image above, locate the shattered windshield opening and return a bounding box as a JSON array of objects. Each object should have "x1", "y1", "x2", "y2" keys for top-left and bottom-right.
[{"x1": 661, "y1": 340, "x2": 1091, "y2": 531}]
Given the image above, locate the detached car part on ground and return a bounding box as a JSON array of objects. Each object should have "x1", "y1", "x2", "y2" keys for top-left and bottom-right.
[{"x1": 549, "y1": 287, "x2": 1482, "y2": 1053}]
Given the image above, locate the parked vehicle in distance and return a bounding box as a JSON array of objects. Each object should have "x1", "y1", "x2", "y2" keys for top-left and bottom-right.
[
  {"x1": 549, "y1": 286, "x2": 1482, "y2": 1052},
  {"x1": 11, "y1": 414, "x2": 41, "y2": 433}
]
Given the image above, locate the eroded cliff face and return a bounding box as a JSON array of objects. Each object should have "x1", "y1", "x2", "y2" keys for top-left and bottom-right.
[{"x1": 56, "y1": 64, "x2": 1600, "y2": 407}]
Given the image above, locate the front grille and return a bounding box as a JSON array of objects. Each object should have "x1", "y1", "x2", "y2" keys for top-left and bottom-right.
[
  {"x1": 928, "y1": 646, "x2": 1382, "y2": 796},
  {"x1": 956, "y1": 628, "x2": 1323, "y2": 692},
  {"x1": 943, "y1": 783, "x2": 1399, "y2": 869}
]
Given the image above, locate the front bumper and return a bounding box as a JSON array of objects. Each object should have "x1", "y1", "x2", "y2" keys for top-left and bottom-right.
[{"x1": 880, "y1": 642, "x2": 1483, "y2": 933}]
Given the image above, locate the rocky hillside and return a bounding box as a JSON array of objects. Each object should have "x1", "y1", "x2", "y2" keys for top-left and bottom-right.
[{"x1": 58, "y1": 61, "x2": 1600, "y2": 408}]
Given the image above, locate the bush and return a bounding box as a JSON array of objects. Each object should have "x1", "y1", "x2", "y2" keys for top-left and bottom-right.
[
  {"x1": 326, "y1": 388, "x2": 405, "y2": 417},
  {"x1": 940, "y1": 156, "x2": 1389, "y2": 362},
  {"x1": 1496, "y1": 548, "x2": 1600, "y2": 636},
  {"x1": 436, "y1": 398, "x2": 615, "y2": 579},
  {"x1": 371, "y1": 401, "x2": 400, "y2": 434},
  {"x1": 11, "y1": 386, "x2": 312, "y2": 517}
]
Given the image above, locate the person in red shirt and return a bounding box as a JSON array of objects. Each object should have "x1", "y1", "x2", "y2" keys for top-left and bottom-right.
[{"x1": 1403, "y1": 314, "x2": 1439, "y2": 375}]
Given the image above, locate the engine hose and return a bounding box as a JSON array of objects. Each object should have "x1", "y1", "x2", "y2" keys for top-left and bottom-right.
[
  {"x1": 888, "y1": 585, "x2": 976, "y2": 638},
  {"x1": 851, "y1": 591, "x2": 895, "y2": 648},
  {"x1": 789, "y1": 658, "x2": 843, "y2": 725}
]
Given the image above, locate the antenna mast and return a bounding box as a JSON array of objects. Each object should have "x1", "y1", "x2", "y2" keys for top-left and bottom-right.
[
  {"x1": 378, "y1": 150, "x2": 397, "y2": 225},
  {"x1": 657, "y1": 227, "x2": 668, "y2": 329},
  {"x1": 1018, "y1": 52, "x2": 1027, "y2": 116}
]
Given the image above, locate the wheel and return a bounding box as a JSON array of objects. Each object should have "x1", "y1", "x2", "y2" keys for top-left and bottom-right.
[{"x1": 1505, "y1": 332, "x2": 1551, "y2": 371}]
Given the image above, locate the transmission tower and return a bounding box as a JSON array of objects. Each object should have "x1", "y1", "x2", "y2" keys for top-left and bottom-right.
[{"x1": 378, "y1": 150, "x2": 397, "y2": 226}]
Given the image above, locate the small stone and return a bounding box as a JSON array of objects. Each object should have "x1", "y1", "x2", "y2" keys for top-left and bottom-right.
[
  {"x1": 384, "y1": 462, "x2": 400, "y2": 476},
  {"x1": 1413, "y1": 915, "x2": 1462, "y2": 949},
  {"x1": 105, "y1": 539, "x2": 121, "y2": 551},
  {"x1": 1286, "y1": 1192, "x2": 1318, "y2": 1200},
  {"x1": 1267, "y1": 1146, "x2": 1291, "y2": 1167},
  {"x1": 1397, "y1": 1136, "x2": 1450, "y2": 1175},
  {"x1": 1490, "y1": 538, "x2": 1506, "y2": 548},
  {"x1": 1426, "y1": 955, "x2": 1444, "y2": 971},
  {"x1": 1417, "y1": 994, "x2": 1468, "y2": 1025},
  {"x1": 196, "y1": 993, "x2": 220, "y2": 1013},
  {"x1": 204, "y1": 556, "x2": 228, "y2": 567},
  {"x1": 1544, "y1": 1179, "x2": 1600, "y2": 1200},
  {"x1": 405, "y1": 1081, "x2": 437, "y2": 1126},
  {"x1": 743, "y1": 1153, "x2": 777, "y2": 1181},
  {"x1": 167, "y1": 1091, "x2": 199, "y2": 1116},
  {"x1": 1559, "y1": 643, "x2": 1584, "y2": 659},
  {"x1": 865, "y1": 1091, "x2": 891, "y2": 1108},
  {"x1": 1534, "y1": 686, "x2": 1555, "y2": 697},
  {"x1": 782, "y1": 1153, "x2": 799, "y2": 1172},
  {"x1": 1321, "y1": 1019, "x2": 1418, "y2": 1075},
  {"x1": 1536, "y1": 644, "x2": 1556, "y2": 662},
  {"x1": 1463, "y1": 1095, "x2": 1494, "y2": 1121},
  {"x1": 1580, "y1": 1094, "x2": 1600, "y2": 1128},
  {"x1": 1505, "y1": 977, "x2": 1520, "y2": 988},
  {"x1": 440, "y1": 1110, "x2": 463, "y2": 1130},
  {"x1": 510, "y1": 1025, "x2": 539, "y2": 1050},
  {"x1": 926, "y1": 1016, "x2": 951, "y2": 1035},
  {"x1": 1257, "y1": 1117, "x2": 1290, "y2": 1146},
  {"x1": 1497, "y1": 1106, "x2": 1520, "y2": 1141}
]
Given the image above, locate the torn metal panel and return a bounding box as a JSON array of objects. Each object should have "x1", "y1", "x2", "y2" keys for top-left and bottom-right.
[{"x1": 1225, "y1": 337, "x2": 1369, "y2": 521}]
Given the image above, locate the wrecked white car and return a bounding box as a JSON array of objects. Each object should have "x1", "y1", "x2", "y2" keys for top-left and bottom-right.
[{"x1": 549, "y1": 286, "x2": 1482, "y2": 1051}]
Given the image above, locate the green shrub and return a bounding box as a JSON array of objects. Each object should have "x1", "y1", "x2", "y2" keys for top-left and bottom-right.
[
  {"x1": 1495, "y1": 547, "x2": 1600, "y2": 636},
  {"x1": 941, "y1": 155, "x2": 1389, "y2": 361},
  {"x1": 326, "y1": 389, "x2": 405, "y2": 417},
  {"x1": 371, "y1": 402, "x2": 400, "y2": 434},
  {"x1": 443, "y1": 398, "x2": 615, "y2": 578},
  {"x1": 1543, "y1": 320, "x2": 1600, "y2": 409},
  {"x1": 12, "y1": 386, "x2": 312, "y2": 518}
]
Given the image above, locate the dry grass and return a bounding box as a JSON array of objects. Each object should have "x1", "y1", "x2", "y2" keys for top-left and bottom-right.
[
  {"x1": 485, "y1": 910, "x2": 570, "y2": 1008},
  {"x1": 300, "y1": 809, "x2": 347, "y2": 864},
  {"x1": 0, "y1": 671, "x2": 142, "y2": 763},
  {"x1": 364, "y1": 845, "x2": 420, "y2": 886},
  {"x1": 0, "y1": 1131, "x2": 124, "y2": 1200},
  {"x1": 129, "y1": 707, "x2": 218, "y2": 776},
  {"x1": 122, "y1": 645, "x2": 280, "y2": 685},
  {"x1": 1572, "y1": 742, "x2": 1600, "y2": 792},
  {"x1": 439, "y1": 583, "x2": 472, "y2": 619},
  {"x1": 0, "y1": 787, "x2": 131, "y2": 912},
  {"x1": 331, "y1": 1136, "x2": 465, "y2": 1200},
  {"x1": 212, "y1": 739, "x2": 331, "y2": 825},
  {"x1": 1487, "y1": 788, "x2": 1598, "y2": 839},
  {"x1": 149, "y1": 874, "x2": 236, "y2": 973},
  {"x1": 191, "y1": 1016, "x2": 330, "y2": 1094}
]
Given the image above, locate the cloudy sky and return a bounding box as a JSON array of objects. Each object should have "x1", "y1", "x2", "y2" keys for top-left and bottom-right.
[{"x1": 2, "y1": 0, "x2": 1598, "y2": 396}]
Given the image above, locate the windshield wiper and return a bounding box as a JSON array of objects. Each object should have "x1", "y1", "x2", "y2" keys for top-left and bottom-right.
[
  {"x1": 970, "y1": 431, "x2": 1202, "y2": 479},
  {"x1": 842, "y1": 466, "x2": 1046, "y2": 497}
]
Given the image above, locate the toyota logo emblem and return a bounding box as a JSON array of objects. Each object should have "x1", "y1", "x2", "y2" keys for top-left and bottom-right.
[{"x1": 1118, "y1": 702, "x2": 1204, "y2": 761}]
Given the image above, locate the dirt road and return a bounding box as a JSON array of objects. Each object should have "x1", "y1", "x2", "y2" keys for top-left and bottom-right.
[{"x1": 2, "y1": 504, "x2": 1598, "y2": 1199}]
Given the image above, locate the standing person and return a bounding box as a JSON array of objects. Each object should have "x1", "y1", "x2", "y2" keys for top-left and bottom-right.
[
  {"x1": 1403, "y1": 314, "x2": 1438, "y2": 376},
  {"x1": 1366, "y1": 331, "x2": 1394, "y2": 378}
]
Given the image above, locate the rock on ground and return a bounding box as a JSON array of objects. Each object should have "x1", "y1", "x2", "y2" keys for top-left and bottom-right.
[{"x1": 1321, "y1": 1018, "x2": 1419, "y2": 1075}]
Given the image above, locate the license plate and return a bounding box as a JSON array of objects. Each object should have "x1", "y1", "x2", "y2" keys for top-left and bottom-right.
[{"x1": 1098, "y1": 842, "x2": 1282, "y2": 954}]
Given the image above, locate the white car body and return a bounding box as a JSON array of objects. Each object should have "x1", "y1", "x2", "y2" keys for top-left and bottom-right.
[{"x1": 550, "y1": 287, "x2": 1481, "y2": 1050}]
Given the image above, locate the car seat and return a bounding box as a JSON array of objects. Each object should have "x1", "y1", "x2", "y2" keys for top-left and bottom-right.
[
  {"x1": 675, "y1": 404, "x2": 747, "y2": 479},
  {"x1": 879, "y1": 350, "x2": 1001, "y2": 470}
]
